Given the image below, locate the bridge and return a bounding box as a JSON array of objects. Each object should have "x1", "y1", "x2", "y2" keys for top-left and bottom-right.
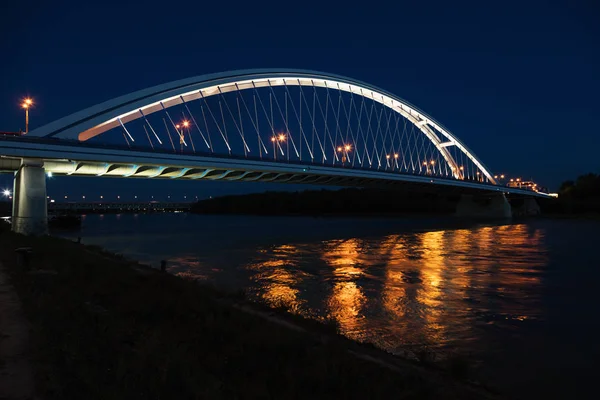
[{"x1": 0, "y1": 69, "x2": 549, "y2": 234}]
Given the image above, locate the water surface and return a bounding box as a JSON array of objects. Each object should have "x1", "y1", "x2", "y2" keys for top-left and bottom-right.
[{"x1": 61, "y1": 214, "x2": 599, "y2": 399}]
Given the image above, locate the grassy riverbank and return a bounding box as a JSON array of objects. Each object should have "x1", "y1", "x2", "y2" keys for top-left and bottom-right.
[{"x1": 0, "y1": 226, "x2": 494, "y2": 399}]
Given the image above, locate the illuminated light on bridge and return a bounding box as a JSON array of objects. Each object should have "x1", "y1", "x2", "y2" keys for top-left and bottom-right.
[
  {"x1": 0, "y1": 69, "x2": 552, "y2": 235},
  {"x1": 21, "y1": 98, "x2": 33, "y2": 134}
]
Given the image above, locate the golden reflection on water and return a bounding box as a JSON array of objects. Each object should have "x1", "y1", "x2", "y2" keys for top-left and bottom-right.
[
  {"x1": 246, "y1": 244, "x2": 306, "y2": 313},
  {"x1": 245, "y1": 223, "x2": 547, "y2": 353}
]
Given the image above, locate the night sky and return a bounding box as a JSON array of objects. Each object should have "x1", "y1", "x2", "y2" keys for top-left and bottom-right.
[{"x1": 1, "y1": 0, "x2": 598, "y2": 200}]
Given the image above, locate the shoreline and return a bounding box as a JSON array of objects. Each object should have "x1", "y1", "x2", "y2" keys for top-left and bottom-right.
[{"x1": 0, "y1": 225, "x2": 498, "y2": 399}]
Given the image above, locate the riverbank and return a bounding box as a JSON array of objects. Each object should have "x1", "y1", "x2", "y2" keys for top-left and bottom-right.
[{"x1": 0, "y1": 225, "x2": 497, "y2": 399}]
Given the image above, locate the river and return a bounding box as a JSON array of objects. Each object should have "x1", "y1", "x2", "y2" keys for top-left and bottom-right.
[{"x1": 60, "y1": 214, "x2": 599, "y2": 399}]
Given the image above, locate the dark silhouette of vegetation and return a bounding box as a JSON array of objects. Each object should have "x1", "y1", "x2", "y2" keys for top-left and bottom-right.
[
  {"x1": 192, "y1": 188, "x2": 457, "y2": 216},
  {"x1": 538, "y1": 173, "x2": 600, "y2": 215}
]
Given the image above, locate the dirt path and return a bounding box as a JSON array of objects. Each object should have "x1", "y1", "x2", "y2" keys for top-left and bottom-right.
[{"x1": 0, "y1": 262, "x2": 34, "y2": 400}]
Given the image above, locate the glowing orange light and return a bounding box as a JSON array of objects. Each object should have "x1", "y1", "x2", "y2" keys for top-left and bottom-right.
[
  {"x1": 394, "y1": 153, "x2": 398, "y2": 159},
  {"x1": 22, "y1": 98, "x2": 33, "y2": 109},
  {"x1": 182, "y1": 121, "x2": 190, "y2": 128},
  {"x1": 175, "y1": 124, "x2": 180, "y2": 129},
  {"x1": 516, "y1": 178, "x2": 521, "y2": 182},
  {"x1": 423, "y1": 162, "x2": 427, "y2": 166},
  {"x1": 344, "y1": 144, "x2": 351, "y2": 151},
  {"x1": 271, "y1": 137, "x2": 276, "y2": 142},
  {"x1": 510, "y1": 178, "x2": 514, "y2": 182},
  {"x1": 278, "y1": 133, "x2": 286, "y2": 141},
  {"x1": 500, "y1": 174, "x2": 505, "y2": 179},
  {"x1": 430, "y1": 160, "x2": 435, "y2": 165},
  {"x1": 494, "y1": 175, "x2": 498, "y2": 179},
  {"x1": 337, "y1": 146, "x2": 342, "y2": 152},
  {"x1": 386, "y1": 154, "x2": 390, "y2": 159},
  {"x1": 459, "y1": 166, "x2": 464, "y2": 170}
]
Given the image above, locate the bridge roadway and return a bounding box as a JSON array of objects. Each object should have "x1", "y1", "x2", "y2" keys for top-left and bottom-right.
[{"x1": 0, "y1": 136, "x2": 549, "y2": 198}]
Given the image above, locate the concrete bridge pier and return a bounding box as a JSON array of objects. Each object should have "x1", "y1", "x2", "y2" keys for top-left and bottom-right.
[
  {"x1": 12, "y1": 159, "x2": 48, "y2": 235},
  {"x1": 455, "y1": 193, "x2": 512, "y2": 219}
]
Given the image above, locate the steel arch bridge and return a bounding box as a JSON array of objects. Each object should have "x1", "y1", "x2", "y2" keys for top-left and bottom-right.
[
  {"x1": 0, "y1": 69, "x2": 551, "y2": 234},
  {"x1": 22, "y1": 69, "x2": 498, "y2": 186}
]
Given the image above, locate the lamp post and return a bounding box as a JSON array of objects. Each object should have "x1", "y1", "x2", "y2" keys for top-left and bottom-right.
[
  {"x1": 271, "y1": 134, "x2": 286, "y2": 160},
  {"x1": 337, "y1": 144, "x2": 351, "y2": 165},
  {"x1": 22, "y1": 98, "x2": 33, "y2": 133},
  {"x1": 176, "y1": 121, "x2": 189, "y2": 152}
]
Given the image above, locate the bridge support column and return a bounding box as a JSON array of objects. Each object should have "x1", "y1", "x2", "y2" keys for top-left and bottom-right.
[
  {"x1": 455, "y1": 194, "x2": 512, "y2": 219},
  {"x1": 12, "y1": 159, "x2": 48, "y2": 235}
]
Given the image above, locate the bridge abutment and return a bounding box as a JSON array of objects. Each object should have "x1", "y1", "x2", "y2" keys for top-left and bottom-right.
[
  {"x1": 455, "y1": 194, "x2": 512, "y2": 219},
  {"x1": 12, "y1": 159, "x2": 48, "y2": 235}
]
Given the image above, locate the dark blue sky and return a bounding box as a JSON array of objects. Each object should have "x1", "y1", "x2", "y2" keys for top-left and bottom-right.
[{"x1": 1, "y1": 0, "x2": 598, "y2": 199}]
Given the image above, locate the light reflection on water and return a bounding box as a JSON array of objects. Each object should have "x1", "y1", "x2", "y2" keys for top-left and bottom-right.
[
  {"x1": 209, "y1": 224, "x2": 547, "y2": 354},
  {"x1": 63, "y1": 214, "x2": 600, "y2": 399}
]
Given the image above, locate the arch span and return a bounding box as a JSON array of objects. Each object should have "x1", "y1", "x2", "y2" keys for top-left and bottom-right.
[{"x1": 27, "y1": 69, "x2": 496, "y2": 184}]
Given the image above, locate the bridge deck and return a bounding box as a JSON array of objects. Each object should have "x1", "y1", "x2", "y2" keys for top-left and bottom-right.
[{"x1": 0, "y1": 136, "x2": 550, "y2": 198}]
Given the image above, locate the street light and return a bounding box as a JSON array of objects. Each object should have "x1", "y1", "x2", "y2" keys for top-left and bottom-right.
[
  {"x1": 3, "y1": 189, "x2": 11, "y2": 197},
  {"x1": 337, "y1": 144, "x2": 351, "y2": 164},
  {"x1": 176, "y1": 121, "x2": 189, "y2": 152},
  {"x1": 21, "y1": 98, "x2": 33, "y2": 133}
]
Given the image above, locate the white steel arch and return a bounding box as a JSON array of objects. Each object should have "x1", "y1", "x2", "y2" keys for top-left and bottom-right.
[{"x1": 27, "y1": 69, "x2": 496, "y2": 184}]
